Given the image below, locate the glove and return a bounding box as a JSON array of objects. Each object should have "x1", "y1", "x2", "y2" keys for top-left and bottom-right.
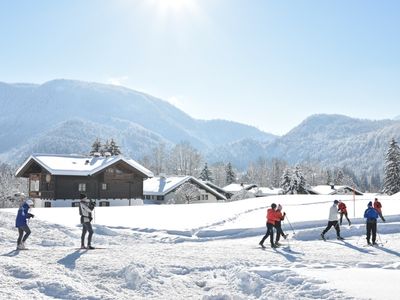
[
  {"x1": 27, "y1": 213, "x2": 34, "y2": 218},
  {"x1": 283, "y1": 212, "x2": 286, "y2": 216}
]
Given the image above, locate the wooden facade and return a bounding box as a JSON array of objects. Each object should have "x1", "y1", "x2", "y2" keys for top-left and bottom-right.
[{"x1": 16, "y1": 155, "x2": 153, "y2": 204}]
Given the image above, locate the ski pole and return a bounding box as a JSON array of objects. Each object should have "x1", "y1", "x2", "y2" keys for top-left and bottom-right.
[
  {"x1": 285, "y1": 215, "x2": 296, "y2": 235},
  {"x1": 377, "y1": 231, "x2": 384, "y2": 245}
]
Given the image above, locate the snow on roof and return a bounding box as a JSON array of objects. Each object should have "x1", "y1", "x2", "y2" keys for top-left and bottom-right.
[
  {"x1": 144, "y1": 176, "x2": 227, "y2": 200},
  {"x1": 311, "y1": 185, "x2": 363, "y2": 195},
  {"x1": 223, "y1": 183, "x2": 257, "y2": 193},
  {"x1": 16, "y1": 154, "x2": 153, "y2": 177},
  {"x1": 250, "y1": 187, "x2": 283, "y2": 196}
]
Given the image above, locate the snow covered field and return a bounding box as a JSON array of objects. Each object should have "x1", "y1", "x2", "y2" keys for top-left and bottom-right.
[{"x1": 1, "y1": 194, "x2": 400, "y2": 300}]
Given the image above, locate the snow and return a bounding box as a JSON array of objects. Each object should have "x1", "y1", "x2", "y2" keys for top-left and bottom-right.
[
  {"x1": 15, "y1": 154, "x2": 153, "y2": 177},
  {"x1": 1, "y1": 194, "x2": 399, "y2": 299}
]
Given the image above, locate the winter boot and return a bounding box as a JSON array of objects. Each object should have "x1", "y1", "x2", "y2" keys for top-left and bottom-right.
[
  {"x1": 320, "y1": 233, "x2": 326, "y2": 241},
  {"x1": 87, "y1": 245, "x2": 95, "y2": 250},
  {"x1": 337, "y1": 236, "x2": 344, "y2": 240},
  {"x1": 259, "y1": 242, "x2": 266, "y2": 249}
]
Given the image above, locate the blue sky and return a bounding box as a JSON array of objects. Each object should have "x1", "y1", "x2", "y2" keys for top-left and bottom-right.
[{"x1": 1, "y1": 0, "x2": 399, "y2": 135}]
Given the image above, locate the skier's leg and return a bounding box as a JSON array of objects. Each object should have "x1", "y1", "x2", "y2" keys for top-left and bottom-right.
[
  {"x1": 366, "y1": 222, "x2": 371, "y2": 244},
  {"x1": 334, "y1": 221, "x2": 341, "y2": 237},
  {"x1": 87, "y1": 223, "x2": 94, "y2": 246},
  {"x1": 339, "y1": 213, "x2": 343, "y2": 225},
  {"x1": 81, "y1": 223, "x2": 88, "y2": 247},
  {"x1": 275, "y1": 223, "x2": 281, "y2": 243},
  {"x1": 17, "y1": 227, "x2": 24, "y2": 246},
  {"x1": 269, "y1": 224, "x2": 275, "y2": 246},
  {"x1": 22, "y1": 225, "x2": 31, "y2": 242},
  {"x1": 371, "y1": 222, "x2": 377, "y2": 244},
  {"x1": 345, "y1": 212, "x2": 351, "y2": 224},
  {"x1": 322, "y1": 221, "x2": 333, "y2": 235}
]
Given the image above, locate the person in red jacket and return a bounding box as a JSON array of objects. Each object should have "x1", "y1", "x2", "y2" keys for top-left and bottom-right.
[
  {"x1": 338, "y1": 200, "x2": 351, "y2": 226},
  {"x1": 274, "y1": 204, "x2": 288, "y2": 246},
  {"x1": 259, "y1": 203, "x2": 281, "y2": 248},
  {"x1": 373, "y1": 198, "x2": 386, "y2": 222}
]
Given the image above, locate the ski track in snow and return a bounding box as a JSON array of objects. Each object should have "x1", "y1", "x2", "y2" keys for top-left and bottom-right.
[{"x1": 1, "y1": 199, "x2": 400, "y2": 300}]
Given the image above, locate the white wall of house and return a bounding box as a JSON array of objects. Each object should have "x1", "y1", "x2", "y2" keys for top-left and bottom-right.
[
  {"x1": 143, "y1": 191, "x2": 221, "y2": 204},
  {"x1": 33, "y1": 198, "x2": 144, "y2": 208}
]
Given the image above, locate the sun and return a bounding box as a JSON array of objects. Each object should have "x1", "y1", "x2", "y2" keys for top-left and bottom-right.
[{"x1": 150, "y1": 0, "x2": 199, "y2": 17}]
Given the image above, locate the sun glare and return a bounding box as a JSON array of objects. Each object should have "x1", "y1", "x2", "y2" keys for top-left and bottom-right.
[{"x1": 150, "y1": 0, "x2": 199, "y2": 17}]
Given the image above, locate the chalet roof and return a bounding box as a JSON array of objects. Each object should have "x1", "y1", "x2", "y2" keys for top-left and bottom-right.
[
  {"x1": 15, "y1": 154, "x2": 153, "y2": 178},
  {"x1": 249, "y1": 187, "x2": 283, "y2": 196},
  {"x1": 223, "y1": 183, "x2": 258, "y2": 193},
  {"x1": 311, "y1": 185, "x2": 363, "y2": 195},
  {"x1": 143, "y1": 176, "x2": 227, "y2": 200}
]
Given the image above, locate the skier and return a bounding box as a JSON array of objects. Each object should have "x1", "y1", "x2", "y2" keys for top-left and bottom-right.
[
  {"x1": 274, "y1": 204, "x2": 288, "y2": 246},
  {"x1": 259, "y1": 203, "x2": 281, "y2": 248},
  {"x1": 79, "y1": 193, "x2": 96, "y2": 249},
  {"x1": 15, "y1": 197, "x2": 35, "y2": 250},
  {"x1": 321, "y1": 200, "x2": 344, "y2": 241},
  {"x1": 364, "y1": 201, "x2": 379, "y2": 245},
  {"x1": 338, "y1": 200, "x2": 351, "y2": 226},
  {"x1": 373, "y1": 198, "x2": 386, "y2": 222}
]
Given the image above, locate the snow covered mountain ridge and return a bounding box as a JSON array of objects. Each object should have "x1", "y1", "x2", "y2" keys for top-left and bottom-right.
[{"x1": 1, "y1": 79, "x2": 400, "y2": 176}]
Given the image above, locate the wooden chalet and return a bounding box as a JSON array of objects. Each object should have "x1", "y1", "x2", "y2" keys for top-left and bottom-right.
[{"x1": 15, "y1": 154, "x2": 153, "y2": 207}]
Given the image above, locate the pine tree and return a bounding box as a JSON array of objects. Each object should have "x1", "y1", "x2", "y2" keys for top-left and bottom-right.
[
  {"x1": 280, "y1": 168, "x2": 292, "y2": 194},
  {"x1": 383, "y1": 138, "x2": 400, "y2": 195},
  {"x1": 109, "y1": 138, "x2": 122, "y2": 156},
  {"x1": 291, "y1": 165, "x2": 308, "y2": 194},
  {"x1": 225, "y1": 162, "x2": 236, "y2": 185},
  {"x1": 101, "y1": 139, "x2": 111, "y2": 156},
  {"x1": 326, "y1": 170, "x2": 333, "y2": 185},
  {"x1": 89, "y1": 138, "x2": 102, "y2": 156},
  {"x1": 334, "y1": 169, "x2": 344, "y2": 185},
  {"x1": 199, "y1": 163, "x2": 213, "y2": 182}
]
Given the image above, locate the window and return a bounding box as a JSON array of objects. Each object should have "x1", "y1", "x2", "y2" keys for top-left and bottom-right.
[
  {"x1": 30, "y1": 179, "x2": 40, "y2": 192},
  {"x1": 145, "y1": 195, "x2": 151, "y2": 199},
  {"x1": 157, "y1": 196, "x2": 164, "y2": 201},
  {"x1": 99, "y1": 201, "x2": 110, "y2": 207},
  {"x1": 72, "y1": 202, "x2": 80, "y2": 207},
  {"x1": 78, "y1": 183, "x2": 86, "y2": 192},
  {"x1": 102, "y1": 183, "x2": 107, "y2": 190},
  {"x1": 205, "y1": 195, "x2": 208, "y2": 200},
  {"x1": 44, "y1": 202, "x2": 51, "y2": 208}
]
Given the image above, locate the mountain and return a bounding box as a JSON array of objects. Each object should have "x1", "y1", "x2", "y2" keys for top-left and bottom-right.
[
  {"x1": 214, "y1": 114, "x2": 400, "y2": 174},
  {"x1": 1, "y1": 79, "x2": 399, "y2": 176},
  {"x1": 0, "y1": 79, "x2": 275, "y2": 163}
]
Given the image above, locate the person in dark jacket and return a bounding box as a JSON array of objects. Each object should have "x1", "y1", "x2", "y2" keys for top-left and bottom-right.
[
  {"x1": 79, "y1": 193, "x2": 95, "y2": 249},
  {"x1": 15, "y1": 198, "x2": 35, "y2": 250},
  {"x1": 274, "y1": 204, "x2": 288, "y2": 246},
  {"x1": 364, "y1": 201, "x2": 379, "y2": 245}
]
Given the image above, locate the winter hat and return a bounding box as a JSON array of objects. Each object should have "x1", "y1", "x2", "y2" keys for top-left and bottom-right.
[
  {"x1": 368, "y1": 201, "x2": 372, "y2": 207},
  {"x1": 277, "y1": 204, "x2": 282, "y2": 210},
  {"x1": 271, "y1": 203, "x2": 277, "y2": 209},
  {"x1": 333, "y1": 200, "x2": 339, "y2": 204},
  {"x1": 80, "y1": 193, "x2": 87, "y2": 200},
  {"x1": 25, "y1": 199, "x2": 34, "y2": 206}
]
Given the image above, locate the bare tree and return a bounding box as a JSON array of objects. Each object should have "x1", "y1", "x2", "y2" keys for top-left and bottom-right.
[
  {"x1": 172, "y1": 182, "x2": 201, "y2": 204},
  {"x1": 168, "y1": 141, "x2": 202, "y2": 176}
]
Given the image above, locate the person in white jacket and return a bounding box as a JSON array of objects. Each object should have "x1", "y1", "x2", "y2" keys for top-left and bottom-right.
[
  {"x1": 79, "y1": 193, "x2": 95, "y2": 249},
  {"x1": 321, "y1": 200, "x2": 344, "y2": 240}
]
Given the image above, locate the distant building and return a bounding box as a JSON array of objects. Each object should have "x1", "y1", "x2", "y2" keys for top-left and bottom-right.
[
  {"x1": 15, "y1": 154, "x2": 153, "y2": 207},
  {"x1": 249, "y1": 187, "x2": 283, "y2": 197},
  {"x1": 223, "y1": 183, "x2": 257, "y2": 195},
  {"x1": 143, "y1": 175, "x2": 227, "y2": 204},
  {"x1": 311, "y1": 185, "x2": 363, "y2": 196}
]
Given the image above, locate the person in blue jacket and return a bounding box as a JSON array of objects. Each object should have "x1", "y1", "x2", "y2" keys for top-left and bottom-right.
[
  {"x1": 15, "y1": 198, "x2": 35, "y2": 250},
  {"x1": 364, "y1": 201, "x2": 379, "y2": 245}
]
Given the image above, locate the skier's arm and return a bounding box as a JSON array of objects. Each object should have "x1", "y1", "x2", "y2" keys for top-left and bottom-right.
[{"x1": 80, "y1": 203, "x2": 93, "y2": 216}]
